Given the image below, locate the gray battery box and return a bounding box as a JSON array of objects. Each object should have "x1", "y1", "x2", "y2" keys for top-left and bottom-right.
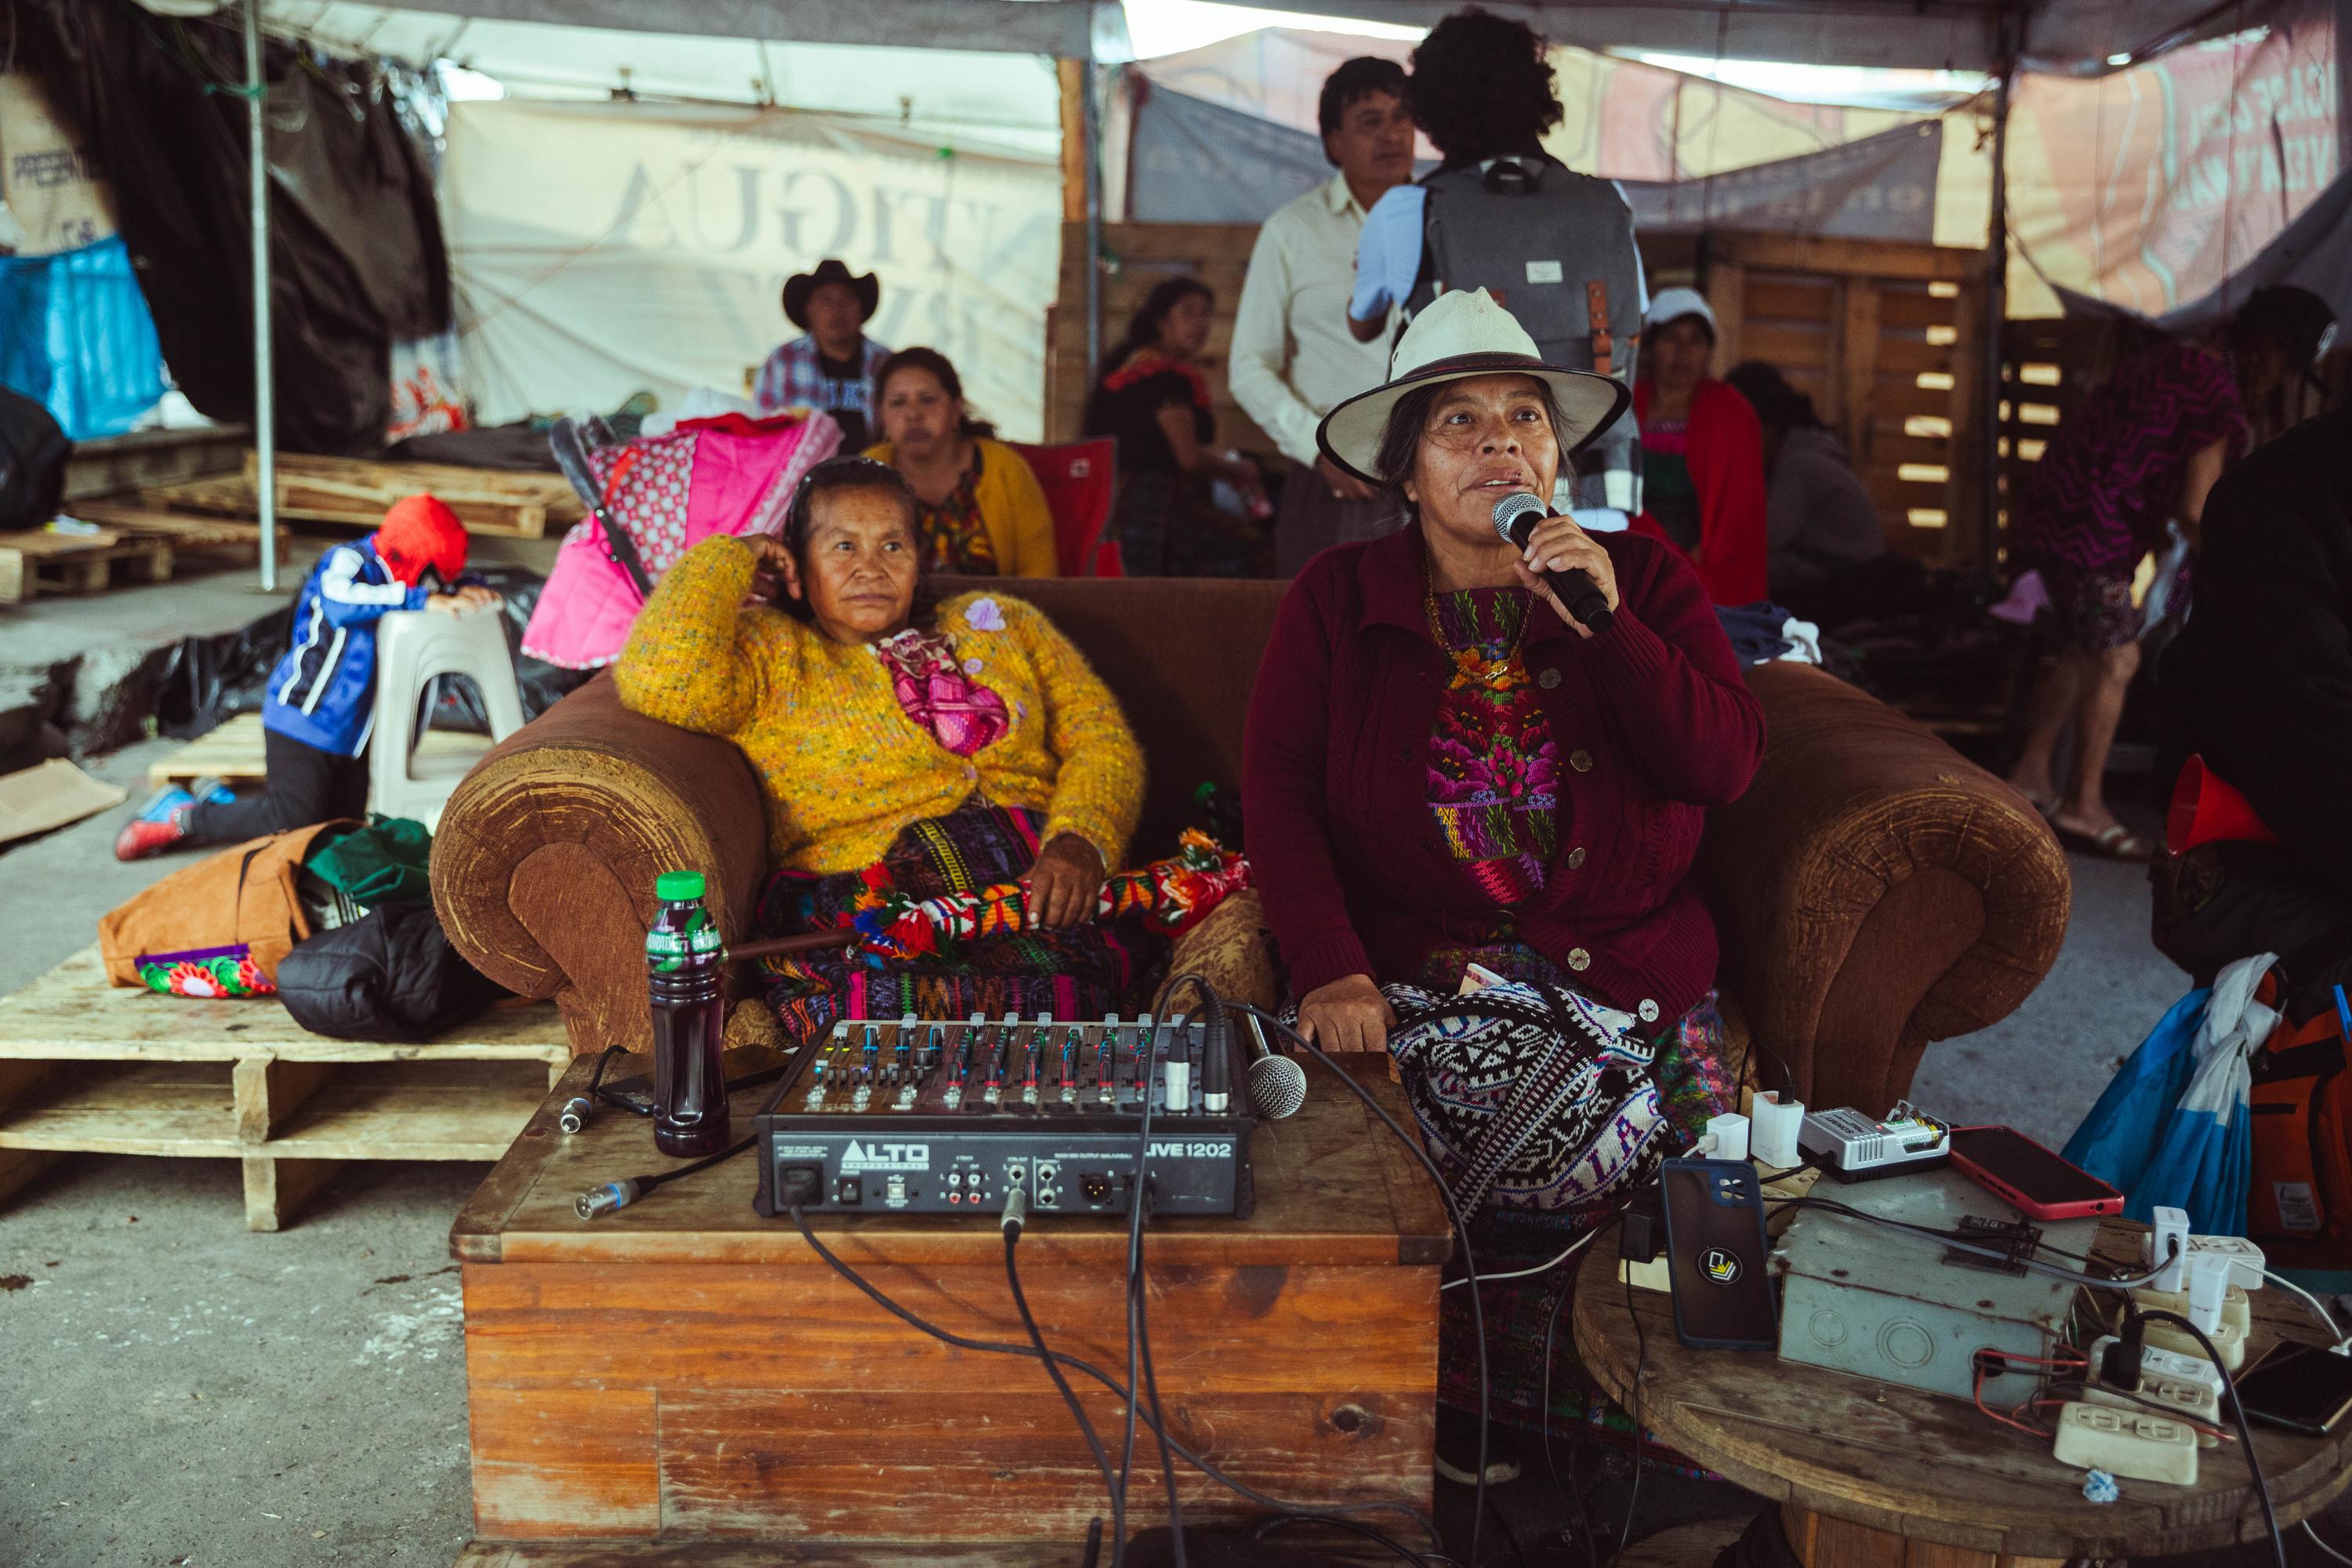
[{"x1": 1773, "y1": 1167, "x2": 2100, "y2": 1402}]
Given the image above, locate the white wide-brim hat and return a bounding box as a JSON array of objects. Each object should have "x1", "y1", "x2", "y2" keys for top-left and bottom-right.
[{"x1": 1316, "y1": 288, "x2": 1632, "y2": 485}]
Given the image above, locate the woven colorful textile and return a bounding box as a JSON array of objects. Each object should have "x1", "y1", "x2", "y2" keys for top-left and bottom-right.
[
  {"x1": 871, "y1": 627, "x2": 1010, "y2": 758},
  {"x1": 1427, "y1": 586, "x2": 1559, "y2": 908},
  {"x1": 1431, "y1": 989, "x2": 1732, "y2": 1458},
  {"x1": 912, "y1": 451, "x2": 1000, "y2": 573},
  {"x1": 756, "y1": 802, "x2": 1245, "y2": 1043},
  {"x1": 136, "y1": 944, "x2": 272, "y2": 999}
]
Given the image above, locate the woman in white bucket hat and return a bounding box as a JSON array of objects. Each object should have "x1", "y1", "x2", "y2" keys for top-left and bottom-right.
[
  {"x1": 1632, "y1": 285, "x2": 1770, "y2": 605},
  {"x1": 1244, "y1": 286, "x2": 1765, "y2": 1482}
]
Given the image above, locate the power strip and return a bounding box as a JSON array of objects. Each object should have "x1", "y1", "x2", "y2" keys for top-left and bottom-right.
[
  {"x1": 2085, "y1": 1334, "x2": 2224, "y2": 1396},
  {"x1": 2084, "y1": 1378, "x2": 2222, "y2": 1449},
  {"x1": 2052, "y1": 1402, "x2": 2200, "y2": 1485},
  {"x1": 2141, "y1": 1314, "x2": 2247, "y2": 1371},
  {"x1": 2125, "y1": 1283, "x2": 2251, "y2": 1337}
]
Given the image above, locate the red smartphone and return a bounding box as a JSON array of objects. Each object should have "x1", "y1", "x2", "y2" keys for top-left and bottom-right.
[{"x1": 1948, "y1": 1125, "x2": 2123, "y2": 1220}]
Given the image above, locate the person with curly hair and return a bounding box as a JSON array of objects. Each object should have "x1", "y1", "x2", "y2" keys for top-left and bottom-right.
[{"x1": 1346, "y1": 7, "x2": 1648, "y2": 531}]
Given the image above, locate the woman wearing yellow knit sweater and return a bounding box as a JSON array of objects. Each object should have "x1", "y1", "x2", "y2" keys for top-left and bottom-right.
[
  {"x1": 864, "y1": 347, "x2": 1058, "y2": 576},
  {"x1": 616, "y1": 456, "x2": 1145, "y2": 1040}
]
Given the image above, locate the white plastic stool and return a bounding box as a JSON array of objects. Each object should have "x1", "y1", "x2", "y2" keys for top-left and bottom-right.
[{"x1": 368, "y1": 607, "x2": 524, "y2": 827}]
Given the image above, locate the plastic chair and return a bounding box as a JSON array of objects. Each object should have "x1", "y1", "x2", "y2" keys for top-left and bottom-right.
[
  {"x1": 1011, "y1": 438, "x2": 1121, "y2": 577},
  {"x1": 368, "y1": 608, "x2": 524, "y2": 827}
]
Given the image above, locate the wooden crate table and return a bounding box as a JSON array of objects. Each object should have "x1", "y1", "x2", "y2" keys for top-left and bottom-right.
[
  {"x1": 448, "y1": 1049, "x2": 1448, "y2": 1556},
  {"x1": 1573, "y1": 1218, "x2": 2352, "y2": 1565},
  {"x1": 0, "y1": 946, "x2": 571, "y2": 1230}
]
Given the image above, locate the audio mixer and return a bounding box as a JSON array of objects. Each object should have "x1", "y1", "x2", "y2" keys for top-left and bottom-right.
[{"x1": 751, "y1": 1012, "x2": 1256, "y2": 1219}]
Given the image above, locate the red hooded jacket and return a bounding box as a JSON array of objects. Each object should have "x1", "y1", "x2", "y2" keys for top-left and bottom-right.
[{"x1": 1632, "y1": 378, "x2": 1769, "y2": 606}]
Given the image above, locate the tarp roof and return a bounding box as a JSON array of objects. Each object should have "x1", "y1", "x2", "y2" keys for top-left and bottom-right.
[
  {"x1": 249, "y1": 0, "x2": 2278, "y2": 73},
  {"x1": 1218, "y1": 0, "x2": 2285, "y2": 74}
]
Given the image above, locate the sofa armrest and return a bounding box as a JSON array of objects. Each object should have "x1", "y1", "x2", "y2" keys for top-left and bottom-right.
[
  {"x1": 431, "y1": 673, "x2": 768, "y2": 1052},
  {"x1": 1699, "y1": 663, "x2": 2071, "y2": 1116}
]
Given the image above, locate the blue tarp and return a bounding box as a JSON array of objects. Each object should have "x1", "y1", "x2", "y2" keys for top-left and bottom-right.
[{"x1": 0, "y1": 235, "x2": 167, "y2": 440}]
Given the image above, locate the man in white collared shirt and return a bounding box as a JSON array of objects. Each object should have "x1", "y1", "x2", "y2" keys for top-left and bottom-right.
[{"x1": 1229, "y1": 57, "x2": 1416, "y2": 576}]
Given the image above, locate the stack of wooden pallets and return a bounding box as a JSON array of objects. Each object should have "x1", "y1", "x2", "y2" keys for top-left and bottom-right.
[{"x1": 137, "y1": 451, "x2": 583, "y2": 541}]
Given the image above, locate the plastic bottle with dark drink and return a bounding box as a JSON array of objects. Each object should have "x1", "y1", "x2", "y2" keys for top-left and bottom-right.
[{"x1": 646, "y1": 869, "x2": 728, "y2": 1157}]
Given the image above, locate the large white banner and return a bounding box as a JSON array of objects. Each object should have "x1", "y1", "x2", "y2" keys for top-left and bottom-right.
[{"x1": 443, "y1": 99, "x2": 1060, "y2": 438}]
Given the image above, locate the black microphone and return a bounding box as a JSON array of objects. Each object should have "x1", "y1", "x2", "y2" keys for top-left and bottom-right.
[{"x1": 1492, "y1": 491, "x2": 1613, "y2": 634}]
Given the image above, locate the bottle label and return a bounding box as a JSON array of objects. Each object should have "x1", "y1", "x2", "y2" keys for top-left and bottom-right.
[{"x1": 646, "y1": 906, "x2": 722, "y2": 971}]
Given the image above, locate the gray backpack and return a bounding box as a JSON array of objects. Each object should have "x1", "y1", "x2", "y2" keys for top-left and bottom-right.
[{"x1": 1406, "y1": 156, "x2": 1645, "y2": 516}]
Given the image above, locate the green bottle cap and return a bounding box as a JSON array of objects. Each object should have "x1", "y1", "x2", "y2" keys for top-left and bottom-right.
[{"x1": 655, "y1": 869, "x2": 706, "y2": 902}]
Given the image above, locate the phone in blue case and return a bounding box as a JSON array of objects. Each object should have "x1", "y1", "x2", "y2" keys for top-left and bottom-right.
[{"x1": 1658, "y1": 1157, "x2": 1777, "y2": 1350}]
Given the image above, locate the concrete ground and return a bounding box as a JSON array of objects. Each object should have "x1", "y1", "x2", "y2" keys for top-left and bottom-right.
[{"x1": 0, "y1": 563, "x2": 2346, "y2": 1564}]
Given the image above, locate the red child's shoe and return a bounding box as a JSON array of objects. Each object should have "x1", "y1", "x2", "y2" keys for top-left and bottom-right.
[{"x1": 114, "y1": 786, "x2": 196, "y2": 862}]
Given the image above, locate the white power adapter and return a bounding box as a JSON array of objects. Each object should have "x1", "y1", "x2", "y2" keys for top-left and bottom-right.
[
  {"x1": 1750, "y1": 1091, "x2": 1806, "y2": 1167},
  {"x1": 2148, "y1": 1206, "x2": 2190, "y2": 1293},
  {"x1": 2186, "y1": 1254, "x2": 2234, "y2": 1335},
  {"x1": 2184, "y1": 1232, "x2": 2267, "y2": 1290},
  {"x1": 1703, "y1": 1112, "x2": 1750, "y2": 1163}
]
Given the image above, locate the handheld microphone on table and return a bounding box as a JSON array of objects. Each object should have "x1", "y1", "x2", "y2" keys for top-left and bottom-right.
[
  {"x1": 1240, "y1": 1014, "x2": 1308, "y2": 1120},
  {"x1": 1491, "y1": 490, "x2": 1613, "y2": 634}
]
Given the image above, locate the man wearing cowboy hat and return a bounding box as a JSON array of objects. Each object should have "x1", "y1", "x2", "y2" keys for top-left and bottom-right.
[{"x1": 754, "y1": 258, "x2": 891, "y2": 450}]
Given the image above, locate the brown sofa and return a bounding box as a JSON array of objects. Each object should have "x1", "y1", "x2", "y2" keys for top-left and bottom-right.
[{"x1": 432, "y1": 575, "x2": 2071, "y2": 1115}]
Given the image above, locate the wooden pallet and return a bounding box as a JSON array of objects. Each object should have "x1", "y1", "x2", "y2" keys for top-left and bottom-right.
[
  {"x1": 62, "y1": 499, "x2": 290, "y2": 563},
  {"x1": 0, "y1": 946, "x2": 572, "y2": 1231},
  {"x1": 136, "y1": 452, "x2": 578, "y2": 540},
  {"x1": 148, "y1": 712, "x2": 495, "y2": 792},
  {"x1": 0, "y1": 527, "x2": 174, "y2": 604}
]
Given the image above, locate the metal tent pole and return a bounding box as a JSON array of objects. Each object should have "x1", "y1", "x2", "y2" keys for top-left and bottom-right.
[
  {"x1": 1980, "y1": 27, "x2": 2016, "y2": 586},
  {"x1": 1081, "y1": 54, "x2": 1102, "y2": 382},
  {"x1": 245, "y1": 0, "x2": 278, "y2": 593}
]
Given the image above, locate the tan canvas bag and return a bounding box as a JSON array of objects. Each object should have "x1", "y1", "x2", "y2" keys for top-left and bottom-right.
[{"x1": 98, "y1": 820, "x2": 358, "y2": 996}]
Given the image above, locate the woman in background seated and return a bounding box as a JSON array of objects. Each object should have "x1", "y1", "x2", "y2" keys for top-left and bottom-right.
[
  {"x1": 1084, "y1": 276, "x2": 1271, "y2": 577},
  {"x1": 1245, "y1": 289, "x2": 1763, "y2": 1483},
  {"x1": 1633, "y1": 288, "x2": 1767, "y2": 606},
  {"x1": 866, "y1": 347, "x2": 1058, "y2": 577},
  {"x1": 616, "y1": 456, "x2": 1150, "y2": 1038},
  {"x1": 1722, "y1": 360, "x2": 1896, "y2": 623}
]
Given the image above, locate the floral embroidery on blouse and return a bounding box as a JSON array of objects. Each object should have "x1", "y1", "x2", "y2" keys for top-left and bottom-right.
[
  {"x1": 872, "y1": 627, "x2": 1011, "y2": 757},
  {"x1": 1426, "y1": 587, "x2": 1559, "y2": 909},
  {"x1": 912, "y1": 448, "x2": 1000, "y2": 574}
]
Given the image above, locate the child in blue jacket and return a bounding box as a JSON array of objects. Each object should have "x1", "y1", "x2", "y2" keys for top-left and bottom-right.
[{"x1": 118, "y1": 495, "x2": 500, "y2": 859}]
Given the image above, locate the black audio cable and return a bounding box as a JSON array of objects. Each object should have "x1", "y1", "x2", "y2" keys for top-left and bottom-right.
[
  {"x1": 1001, "y1": 1184, "x2": 1121, "y2": 1555},
  {"x1": 1226, "y1": 1001, "x2": 1491, "y2": 1568},
  {"x1": 575, "y1": 1132, "x2": 756, "y2": 1218},
  {"x1": 2132, "y1": 1306, "x2": 2285, "y2": 1568},
  {"x1": 1115, "y1": 1005, "x2": 1166, "y2": 1568},
  {"x1": 778, "y1": 1196, "x2": 1440, "y2": 1557}
]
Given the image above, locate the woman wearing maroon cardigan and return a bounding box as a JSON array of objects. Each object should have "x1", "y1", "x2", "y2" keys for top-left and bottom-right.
[{"x1": 1245, "y1": 288, "x2": 1764, "y2": 1483}]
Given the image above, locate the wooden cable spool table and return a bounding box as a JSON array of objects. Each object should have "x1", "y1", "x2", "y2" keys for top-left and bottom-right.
[{"x1": 1573, "y1": 1218, "x2": 2352, "y2": 1566}]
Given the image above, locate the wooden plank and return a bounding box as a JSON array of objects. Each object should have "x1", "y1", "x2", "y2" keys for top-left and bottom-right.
[
  {"x1": 466, "y1": 1385, "x2": 662, "y2": 1538},
  {"x1": 63, "y1": 499, "x2": 289, "y2": 554},
  {"x1": 1716, "y1": 231, "x2": 1984, "y2": 283},
  {"x1": 1946, "y1": 279, "x2": 1989, "y2": 572},
  {"x1": 1743, "y1": 275, "x2": 1838, "y2": 324},
  {"x1": 451, "y1": 1054, "x2": 598, "y2": 1265},
  {"x1": 0, "y1": 946, "x2": 568, "y2": 1063},
  {"x1": 1878, "y1": 335, "x2": 1958, "y2": 376},
  {"x1": 0, "y1": 529, "x2": 174, "y2": 603},
  {"x1": 455, "y1": 1541, "x2": 1071, "y2": 1566},
  {"x1": 149, "y1": 712, "x2": 492, "y2": 791},
  {"x1": 0, "y1": 1061, "x2": 241, "y2": 1155},
  {"x1": 62, "y1": 426, "x2": 251, "y2": 504},
  {"x1": 1840, "y1": 280, "x2": 1883, "y2": 472},
  {"x1": 1740, "y1": 321, "x2": 1835, "y2": 371},
  {"x1": 1878, "y1": 288, "x2": 1958, "y2": 331},
  {"x1": 234, "y1": 1056, "x2": 338, "y2": 1142},
  {"x1": 655, "y1": 1388, "x2": 1428, "y2": 1538},
  {"x1": 242, "y1": 1154, "x2": 344, "y2": 1232},
  {"x1": 1057, "y1": 58, "x2": 1085, "y2": 225},
  {"x1": 1708, "y1": 259, "x2": 1747, "y2": 372},
  {"x1": 0, "y1": 1148, "x2": 61, "y2": 1207},
  {"x1": 264, "y1": 1060, "x2": 550, "y2": 1161},
  {"x1": 256, "y1": 452, "x2": 576, "y2": 539}
]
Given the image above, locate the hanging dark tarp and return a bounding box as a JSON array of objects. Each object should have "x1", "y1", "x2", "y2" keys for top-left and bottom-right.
[
  {"x1": 9, "y1": 0, "x2": 450, "y2": 454},
  {"x1": 1127, "y1": 79, "x2": 1941, "y2": 242}
]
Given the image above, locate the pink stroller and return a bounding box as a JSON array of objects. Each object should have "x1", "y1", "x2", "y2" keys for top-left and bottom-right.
[{"x1": 521, "y1": 410, "x2": 841, "y2": 669}]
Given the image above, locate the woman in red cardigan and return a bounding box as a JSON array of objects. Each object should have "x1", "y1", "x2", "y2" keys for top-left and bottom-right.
[
  {"x1": 1245, "y1": 288, "x2": 1765, "y2": 1483},
  {"x1": 1632, "y1": 288, "x2": 1769, "y2": 605}
]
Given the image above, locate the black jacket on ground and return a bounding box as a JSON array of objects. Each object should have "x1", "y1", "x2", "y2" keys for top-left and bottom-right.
[
  {"x1": 2160, "y1": 408, "x2": 2352, "y2": 891},
  {"x1": 276, "y1": 902, "x2": 509, "y2": 1045}
]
